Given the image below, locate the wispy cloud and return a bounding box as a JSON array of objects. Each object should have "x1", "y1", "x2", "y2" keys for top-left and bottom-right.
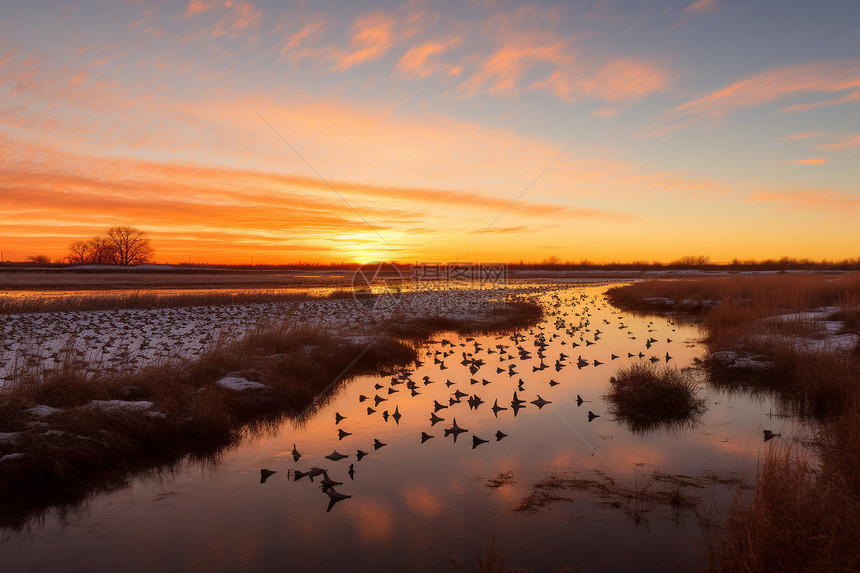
[
  {"x1": 394, "y1": 40, "x2": 460, "y2": 79},
  {"x1": 682, "y1": 0, "x2": 720, "y2": 15},
  {"x1": 332, "y1": 13, "x2": 395, "y2": 71},
  {"x1": 816, "y1": 133, "x2": 860, "y2": 150},
  {"x1": 785, "y1": 159, "x2": 828, "y2": 165},
  {"x1": 748, "y1": 189, "x2": 859, "y2": 213},
  {"x1": 646, "y1": 61, "x2": 860, "y2": 137}
]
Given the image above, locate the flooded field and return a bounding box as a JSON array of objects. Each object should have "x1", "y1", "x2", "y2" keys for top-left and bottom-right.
[{"x1": 1, "y1": 283, "x2": 799, "y2": 572}]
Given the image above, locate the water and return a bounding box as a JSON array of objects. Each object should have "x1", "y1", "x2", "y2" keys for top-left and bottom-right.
[{"x1": 1, "y1": 284, "x2": 796, "y2": 572}]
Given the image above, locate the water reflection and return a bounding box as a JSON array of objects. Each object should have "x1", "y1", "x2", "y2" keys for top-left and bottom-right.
[{"x1": 2, "y1": 284, "x2": 800, "y2": 572}]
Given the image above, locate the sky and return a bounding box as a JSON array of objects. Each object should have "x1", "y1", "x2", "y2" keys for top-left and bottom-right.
[{"x1": 1, "y1": 0, "x2": 858, "y2": 264}]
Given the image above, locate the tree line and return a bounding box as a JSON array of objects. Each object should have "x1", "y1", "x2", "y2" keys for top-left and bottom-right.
[{"x1": 66, "y1": 226, "x2": 153, "y2": 266}]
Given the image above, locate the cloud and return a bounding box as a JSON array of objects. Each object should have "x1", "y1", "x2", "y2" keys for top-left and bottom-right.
[
  {"x1": 185, "y1": 0, "x2": 216, "y2": 17},
  {"x1": 816, "y1": 133, "x2": 860, "y2": 150},
  {"x1": 781, "y1": 132, "x2": 860, "y2": 150},
  {"x1": 332, "y1": 13, "x2": 395, "y2": 71},
  {"x1": 682, "y1": 0, "x2": 719, "y2": 15},
  {"x1": 280, "y1": 18, "x2": 328, "y2": 62},
  {"x1": 536, "y1": 58, "x2": 671, "y2": 103},
  {"x1": 781, "y1": 88, "x2": 860, "y2": 113},
  {"x1": 647, "y1": 61, "x2": 860, "y2": 136},
  {"x1": 785, "y1": 159, "x2": 827, "y2": 165},
  {"x1": 394, "y1": 40, "x2": 460, "y2": 79},
  {"x1": 748, "y1": 190, "x2": 859, "y2": 213}
]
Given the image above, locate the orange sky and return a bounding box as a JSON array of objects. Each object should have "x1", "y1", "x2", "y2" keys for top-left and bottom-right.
[{"x1": 1, "y1": 1, "x2": 858, "y2": 264}]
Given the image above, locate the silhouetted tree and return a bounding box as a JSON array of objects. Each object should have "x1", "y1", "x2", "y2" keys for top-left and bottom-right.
[
  {"x1": 105, "y1": 226, "x2": 152, "y2": 266},
  {"x1": 25, "y1": 255, "x2": 52, "y2": 264},
  {"x1": 67, "y1": 241, "x2": 91, "y2": 264},
  {"x1": 87, "y1": 235, "x2": 116, "y2": 265}
]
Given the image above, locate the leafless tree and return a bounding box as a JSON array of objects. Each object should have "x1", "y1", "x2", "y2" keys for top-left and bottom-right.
[
  {"x1": 105, "y1": 226, "x2": 153, "y2": 266},
  {"x1": 67, "y1": 241, "x2": 91, "y2": 264},
  {"x1": 25, "y1": 255, "x2": 52, "y2": 264},
  {"x1": 87, "y1": 235, "x2": 116, "y2": 265}
]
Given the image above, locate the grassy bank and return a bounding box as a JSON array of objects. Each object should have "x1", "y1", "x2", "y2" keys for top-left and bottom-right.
[
  {"x1": 607, "y1": 273, "x2": 860, "y2": 571},
  {"x1": 604, "y1": 363, "x2": 706, "y2": 433},
  {"x1": 0, "y1": 297, "x2": 542, "y2": 521}
]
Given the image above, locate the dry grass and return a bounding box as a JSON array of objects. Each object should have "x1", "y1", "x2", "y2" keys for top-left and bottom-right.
[
  {"x1": 0, "y1": 290, "x2": 320, "y2": 314},
  {"x1": 720, "y1": 438, "x2": 860, "y2": 573},
  {"x1": 0, "y1": 324, "x2": 416, "y2": 506},
  {"x1": 0, "y1": 298, "x2": 543, "y2": 517},
  {"x1": 387, "y1": 300, "x2": 543, "y2": 340},
  {"x1": 607, "y1": 273, "x2": 860, "y2": 571},
  {"x1": 604, "y1": 364, "x2": 707, "y2": 433},
  {"x1": 607, "y1": 273, "x2": 860, "y2": 316}
]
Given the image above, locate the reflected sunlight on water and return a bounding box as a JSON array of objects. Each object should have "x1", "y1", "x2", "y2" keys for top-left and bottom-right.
[{"x1": 2, "y1": 284, "x2": 799, "y2": 572}]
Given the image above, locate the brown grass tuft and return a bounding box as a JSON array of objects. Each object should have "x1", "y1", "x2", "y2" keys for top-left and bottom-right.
[
  {"x1": 720, "y1": 439, "x2": 860, "y2": 573},
  {"x1": 604, "y1": 364, "x2": 706, "y2": 432}
]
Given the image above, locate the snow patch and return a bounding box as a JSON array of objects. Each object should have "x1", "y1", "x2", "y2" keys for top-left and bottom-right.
[
  {"x1": 27, "y1": 405, "x2": 64, "y2": 417},
  {"x1": 216, "y1": 376, "x2": 267, "y2": 391},
  {"x1": 87, "y1": 400, "x2": 154, "y2": 411}
]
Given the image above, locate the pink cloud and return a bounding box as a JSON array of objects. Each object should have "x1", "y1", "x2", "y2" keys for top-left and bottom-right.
[
  {"x1": 647, "y1": 61, "x2": 860, "y2": 137},
  {"x1": 332, "y1": 13, "x2": 395, "y2": 71},
  {"x1": 185, "y1": 0, "x2": 216, "y2": 17},
  {"x1": 682, "y1": 0, "x2": 719, "y2": 14},
  {"x1": 785, "y1": 159, "x2": 828, "y2": 165},
  {"x1": 748, "y1": 190, "x2": 859, "y2": 213},
  {"x1": 394, "y1": 40, "x2": 459, "y2": 79},
  {"x1": 815, "y1": 134, "x2": 860, "y2": 150}
]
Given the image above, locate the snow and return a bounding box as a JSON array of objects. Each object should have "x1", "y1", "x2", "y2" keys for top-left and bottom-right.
[
  {"x1": 87, "y1": 400, "x2": 154, "y2": 411},
  {"x1": 0, "y1": 453, "x2": 24, "y2": 462},
  {"x1": 0, "y1": 287, "x2": 534, "y2": 383},
  {"x1": 0, "y1": 432, "x2": 18, "y2": 442},
  {"x1": 710, "y1": 350, "x2": 774, "y2": 369},
  {"x1": 216, "y1": 377, "x2": 267, "y2": 391},
  {"x1": 27, "y1": 405, "x2": 64, "y2": 417}
]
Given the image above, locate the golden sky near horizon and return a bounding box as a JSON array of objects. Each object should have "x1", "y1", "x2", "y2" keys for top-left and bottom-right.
[{"x1": 1, "y1": 1, "x2": 858, "y2": 264}]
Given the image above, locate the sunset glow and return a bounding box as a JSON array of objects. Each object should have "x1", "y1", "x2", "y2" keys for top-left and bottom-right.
[{"x1": 1, "y1": 1, "x2": 858, "y2": 264}]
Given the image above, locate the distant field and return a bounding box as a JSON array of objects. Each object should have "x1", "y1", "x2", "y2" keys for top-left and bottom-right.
[{"x1": 0, "y1": 269, "x2": 355, "y2": 291}]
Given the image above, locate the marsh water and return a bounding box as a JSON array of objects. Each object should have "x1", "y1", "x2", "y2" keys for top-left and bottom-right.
[{"x1": 1, "y1": 284, "x2": 797, "y2": 572}]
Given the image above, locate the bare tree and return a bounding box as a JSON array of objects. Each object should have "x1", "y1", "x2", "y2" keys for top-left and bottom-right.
[
  {"x1": 26, "y1": 255, "x2": 52, "y2": 264},
  {"x1": 87, "y1": 235, "x2": 116, "y2": 265},
  {"x1": 67, "y1": 241, "x2": 91, "y2": 264},
  {"x1": 105, "y1": 226, "x2": 153, "y2": 266}
]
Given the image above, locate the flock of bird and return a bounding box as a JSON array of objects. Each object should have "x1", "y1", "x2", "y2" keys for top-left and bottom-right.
[
  {"x1": 0, "y1": 288, "x2": 525, "y2": 385},
  {"x1": 260, "y1": 287, "x2": 692, "y2": 512}
]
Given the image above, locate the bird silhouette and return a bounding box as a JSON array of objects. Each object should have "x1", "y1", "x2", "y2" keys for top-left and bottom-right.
[
  {"x1": 373, "y1": 438, "x2": 387, "y2": 450},
  {"x1": 325, "y1": 488, "x2": 351, "y2": 512},
  {"x1": 326, "y1": 450, "x2": 348, "y2": 461},
  {"x1": 348, "y1": 464, "x2": 355, "y2": 480},
  {"x1": 587, "y1": 411, "x2": 600, "y2": 422},
  {"x1": 763, "y1": 430, "x2": 781, "y2": 442},
  {"x1": 319, "y1": 469, "x2": 343, "y2": 492},
  {"x1": 335, "y1": 412, "x2": 346, "y2": 424},
  {"x1": 356, "y1": 450, "x2": 368, "y2": 461},
  {"x1": 430, "y1": 411, "x2": 445, "y2": 425},
  {"x1": 338, "y1": 429, "x2": 352, "y2": 440},
  {"x1": 291, "y1": 444, "x2": 301, "y2": 462},
  {"x1": 260, "y1": 469, "x2": 276, "y2": 483},
  {"x1": 444, "y1": 418, "x2": 468, "y2": 442},
  {"x1": 472, "y1": 435, "x2": 489, "y2": 449},
  {"x1": 433, "y1": 400, "x2": 448, "y2": 412},
  {"x1": 491, "y1": 399, "x2": 508, "y2": 417},
  {"x1": 421, "y1": 431, "x2": 434, "y2": 443},
  {"x1": 392, "y1": 406, "x2": 402, "y2": 424},
  {"x1": 531, "y1": 395, "x2": 551, "y2": 409},
  {"x1": 495, "y1": 430, "x2": 507, "y2": 441}
]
